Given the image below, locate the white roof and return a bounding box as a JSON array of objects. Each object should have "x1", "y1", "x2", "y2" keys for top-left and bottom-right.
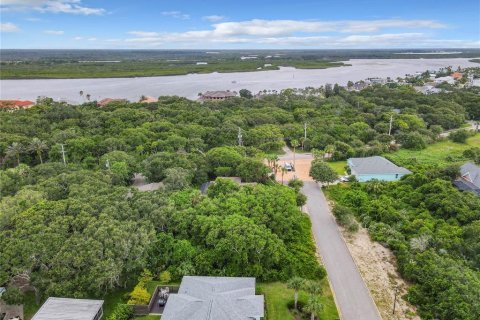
[
  {"x1": 348, "y1": 156, "x2": 411, "y2": 175},
  {"x1": 162, "y1": 276, "x2": 264, "y2": 320},
  {"x1": 32, "y1": 297, "x2": 104, "y2": 320}
]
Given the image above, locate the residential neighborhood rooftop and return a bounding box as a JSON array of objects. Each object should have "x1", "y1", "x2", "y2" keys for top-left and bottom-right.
[
  {"x1": 161, "y1": 276, "x2": 264, "y2": 320},
  {"x1": 31, "y1": 297, "x2": 104, "y2": 320},
  {"x1": 455, "y1": 162, "x2": 480, "y2": 196},
  {"x1": 348, "y1": 156, "x2": 412, "y2": 175}
]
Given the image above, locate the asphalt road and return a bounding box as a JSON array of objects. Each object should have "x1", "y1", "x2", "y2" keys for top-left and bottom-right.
[{"x1": 302, "y1": 181, "x2": 381, "y2": 320}]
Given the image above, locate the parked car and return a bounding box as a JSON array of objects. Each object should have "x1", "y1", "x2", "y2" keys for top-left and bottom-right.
[
  {"x1": 340, "y1": 176, "x2": 349, "y2": 182},
  {"x1": 284, "y1": 163, "x2": 294, "y2": 172},
  {"x1": 0, "y1": 287, "x2": 6, "y2": 297}
]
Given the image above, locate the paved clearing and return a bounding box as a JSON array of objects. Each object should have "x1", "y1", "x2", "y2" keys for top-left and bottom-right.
[{"x1": 302, "y1": 181, "x2": 381, "y2": 320}]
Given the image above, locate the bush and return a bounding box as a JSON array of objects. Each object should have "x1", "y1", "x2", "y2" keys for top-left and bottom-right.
[
  {"x1": 159, "y1": 271, "x2": 172, "y2": 284},
  {"x1": 127, "y1": 286, "x2": 150, "y2": 305},
  {"x1": 106, "y1": 304, "x2": 133, "y2": 320},
  {"x1": 296, "y1": 192, "x2": 307, "y2": 207},
  {"x1": 449, "y1": 129, "x2": 470, "y2": 143},
  {"x1": 1, "y1": 287, "x2": 24, "y2": 305},
  {"x1": 288, "y1": 178, "x2": 304, "y2": 191}
]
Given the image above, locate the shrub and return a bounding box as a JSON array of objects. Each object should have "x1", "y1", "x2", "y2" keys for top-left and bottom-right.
[
  {"x1": 449, "y1": 129, "x2": 470, "y2": 143},
  {"x1": 127, "y1": 286, "x2": 150, "y2": 305},
  {"x1": 1, "y1": 287, "x2": 24, "y2": 305},
  {"x1": 296, "y1": 192, "x2": 307, "y2": 207},
  {"x1": 106, "y1": 304, "x2": 133, "y2": 320},
  {"x1": 159, "y1": 271, "x2": 172, "y2": 284},
  {"x1": 288, "y1": 178, "x2": 304, "y2": 191}
]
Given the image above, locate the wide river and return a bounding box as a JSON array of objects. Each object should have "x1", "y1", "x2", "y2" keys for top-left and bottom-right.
[{"x1": 1, "y1": 58, "x2": 478, "y2": 103}]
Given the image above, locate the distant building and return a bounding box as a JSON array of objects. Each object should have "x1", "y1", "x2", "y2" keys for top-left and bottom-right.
[
  {"x1": 434, "y1": 76, "x2": 455, "y2": 85},
  {"x1": 32, "y1": 297, "x2": 104, "y2": 320},
  {"x1": 198, "y1": 91, "x2": 237, "y2": 102},
  {"x1": 0, "y1": 100, "x2": 35, "y2": 110},
  {"x1": 451, "y1": 72, "x2": 463, "y2": 80},
  {"x1": 347, "y1": 156, "x2": 411, "y2": 182},
  {"x1": 196, "y1": 62, "x2": 208, "y2": 65},
  {"x1": 454, "y1": 162, "x2": 480, "y2": 196},
  {"x1": 161, "y1": 276, "x2": 264, "y2": 320},
  {"x1": 97, "y1": 98, "x2": 127, "y2": 106},
  {"x1": 139, "y1": 96, "x2": 157, "y2": 103}
]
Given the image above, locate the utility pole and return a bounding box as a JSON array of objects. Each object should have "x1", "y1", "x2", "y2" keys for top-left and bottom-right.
[
  {"x1": 388, "y1": 114, "x2": 393, "y2": 136},
  {"x1": 60, "y1": 144, "x2": 66, "y2": 166},
  {"x1": 303, "y1": 123, "x2": 307, "y2": 150},
  {"x1": 237, "y1": 127, "x2": 243, "y2": 147}
]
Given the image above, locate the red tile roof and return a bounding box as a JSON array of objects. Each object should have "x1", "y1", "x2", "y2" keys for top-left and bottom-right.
[{"x1": 0, "y1": 100, "x2": 35, "y2": 109}]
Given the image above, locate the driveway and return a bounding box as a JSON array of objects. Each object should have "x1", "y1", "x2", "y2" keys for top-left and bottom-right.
[{"x1": 302, "y1": 182, "x2": 381, "y2": 320}]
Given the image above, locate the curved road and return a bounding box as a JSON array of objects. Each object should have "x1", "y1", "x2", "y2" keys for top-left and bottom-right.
[{"x1": 302, "y1": 182, "x2": 381, "y2": 320}]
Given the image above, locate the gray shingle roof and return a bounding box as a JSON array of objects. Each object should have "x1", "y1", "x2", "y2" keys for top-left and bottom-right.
[
  {"x1": 161, "y1": 276, "x2": 264, "y2": 320},
  {"x1": 348, "y1": 156, "x2": 411, "y2": 175},
  {"x1": 460, "y1": 162, "x2": 480, "y2": 188},
  {"x1": 32, "y1": 297, "x2": 103, "y2": 320}
]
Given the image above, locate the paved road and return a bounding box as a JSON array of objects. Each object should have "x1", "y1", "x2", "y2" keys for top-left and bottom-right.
[
  {"x1": 439, "y1": 120, "x2": 479, "y2": 138},
  {"x1": 302, "y1": 182, "x2": 381, "y2": 320}
]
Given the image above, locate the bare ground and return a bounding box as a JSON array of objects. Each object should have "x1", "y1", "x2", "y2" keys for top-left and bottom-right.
[{"x1": 338, "y1": 226, "x2": 420, "y2": 320}]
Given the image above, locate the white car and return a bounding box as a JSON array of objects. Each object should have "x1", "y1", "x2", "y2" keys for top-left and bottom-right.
[
  {"x1": 284, "y1": 163, "x2": 294, "y2": 172},
  {"x1": 340, "y1": 176, "x2": 349, "y2": 182},
  {"x1": 0, "y1": 287, "x2": 6, "y2": 297}
]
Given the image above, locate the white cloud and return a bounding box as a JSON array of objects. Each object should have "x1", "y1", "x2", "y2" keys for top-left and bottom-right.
[
  {"x1": 202, "y1": 15, "x2": 226, "y2": 22},
  {"x1": 1, "y1": 0, "x2": 106, "y2": 15},
  {"x1": 44, "y1": 29, "x2": 64, "y2": 35},
  {"x1": 0, "y1": 22, "x2": 20, "y2": 32},
  {"x1": 161, "y1": 11, "x2": 190, "y2": 20},
  {"x1": 74, "y1": 36, "x2": 83, "y2": 40},
  {"x1": 87, "y1": 37, "x2": 97, "y2": 41}
]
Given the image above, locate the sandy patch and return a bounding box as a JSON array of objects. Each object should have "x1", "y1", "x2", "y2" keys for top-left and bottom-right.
[
  {"x1": 339, "y1": 226, "x2": 420, "y2": 320},
  {"x1": 274, "y1": 158, "x2": 313, "y2": 182}
]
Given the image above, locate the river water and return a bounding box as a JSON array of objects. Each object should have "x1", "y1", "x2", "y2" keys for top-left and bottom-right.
[{"x1": 0, "y1": 58, "x2": 477, "y2": 103}]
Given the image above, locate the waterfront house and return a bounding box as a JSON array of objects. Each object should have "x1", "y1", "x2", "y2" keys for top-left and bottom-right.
[
  {"x1": 454, "y1": 162, "x2": 480, "y2": 196},
  {"x1": 347, "y1": 156, "x2": 411, "y2": 182},
  {"x1": 161, "y1": 276, "x2": 264, "y2": 320},
  {"x1": 0, "y1": 100, "x2": 35, "y2": 111},
  {"x1": 32, "y1": 297, "x2": 104, "y2": 320},
  {"x1": 198, "y1": 90, "x2": 237, "y2": 102}
]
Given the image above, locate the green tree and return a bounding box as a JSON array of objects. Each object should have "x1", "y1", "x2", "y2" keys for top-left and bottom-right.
[
  {"x1": 6, "y1": 142, "x2": 23, "y2": 166},
  {"x1": 304, "y1": 296, "x2": 323, "y2": 320},
  {"x1": 239, "y1": 89, "x2": 253, "y2": 99},
  {"x1": 28, "y1": 138, "x2": 48, "y2": 164},
  {"x1": 449, "y1": 129, "x2": 470, "y2": 143},
  {"x1": 287, "y1": 277, "x2": 305, "y2": 310},
  {"x1": 310, "y1": 160, "x2": 338, "y2": 185},
  {"x1": 236, "y1": 158, "x2": 270, "y2": 182},
  {"x1": 163, "y1": 167, "x2": 192, "y2": 191}
]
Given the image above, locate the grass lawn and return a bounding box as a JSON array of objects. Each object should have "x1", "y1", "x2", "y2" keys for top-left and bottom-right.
[
  {"x1": 257, "y1": 281, "x2": 339, "y2": 320},
  {"x1": 386, "y1": 134, "x2": 479, "y2": 167},
  {"x1": 328, "y1": 161, "x2": 347, "y2": 175},
  {"x1": 22, "y1": 292, "x2": 40, "y2": 320},
  {"x1": 102, "y1": 286, "x2": 132, "y2": 318}
]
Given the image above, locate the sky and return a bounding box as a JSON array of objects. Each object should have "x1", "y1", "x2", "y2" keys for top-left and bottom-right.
[{"x1": 0, "y1": 0, "x2": 479, "y2": 49}]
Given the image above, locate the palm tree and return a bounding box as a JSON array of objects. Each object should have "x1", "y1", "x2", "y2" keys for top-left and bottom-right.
[
  {"x1": 6, "y1": 142, "x2": 23, "y2": 166},
  {"x1": 281, "y1": 166, "x2": 288, "y2": 184},
  {"x1": 303, "y1": 280, "x2": 323, "y2": 296},
  {"x1": 304, "y1": 296, "x2": 323, "y2": 320},
  {"x1": 290, "y1": 139, "x2": 300, "y2": 175},
  {"x1": 287, "y1": 277, "x2": 305, "y2": 310},
  {"x1": 29, "y1": 138, "x2": 48, "y2": 164}
]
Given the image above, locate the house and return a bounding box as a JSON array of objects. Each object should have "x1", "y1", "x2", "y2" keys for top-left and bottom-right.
[
  {"x1": 434, "y1": 76, "x2": 455, "y2": 85},
  {"x1": 451, "y1": 72, "x2": 463, "y2": 80},
  {"x1": 198, "y1": 91, "x2": 237, "y2": 102},
  {"x1": 97, "y1": 98, "x2": 127, "y2": 106},
  {"x1": 161, "y1": 276, "x2": 264, "y2": 320},
  {"x1": 139, "y1": 96, "x2": 157, "y2": 103},
  {"x1": 347, "y1": 156, "x2": 411, "y2": 182},
  {"x1": 454, "y1": 162, "x2": 480, "y2": 196},
  {"x1": 32, "y1": 297, "x2": 104, "y2": 320},
  {"x1": 0, "y1": 100, "x2": 35, "y2": 110}
]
